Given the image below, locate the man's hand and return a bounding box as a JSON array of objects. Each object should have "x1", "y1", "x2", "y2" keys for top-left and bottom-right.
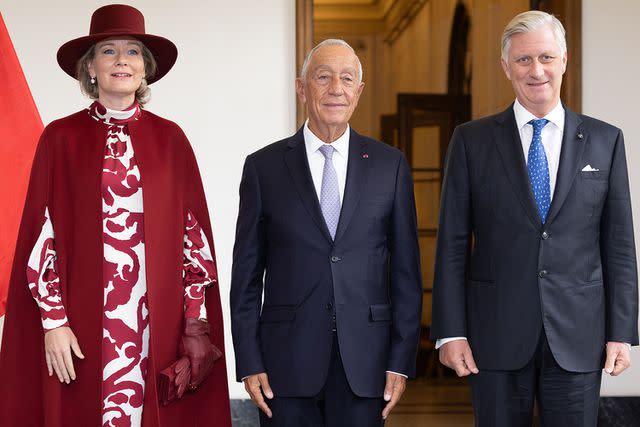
[
  {"x1": 44, "y1": 326, "x2": 84, "y2": 384},
  {"x1": 381, "y1": 372, "x2": 406, "y2": 420},
  {"x1": 604, "y1": 341, "x2": 631, "y2": 376},
  {"x1": 244, "y1": 372, "x2": 274, "y2": 418},
  {"x1": 439, "y1": 339, "x2": 479, "y2": 377}
]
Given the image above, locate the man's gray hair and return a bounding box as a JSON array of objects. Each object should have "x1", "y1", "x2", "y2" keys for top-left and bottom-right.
[
  {"x1": 300, "y1": 39, "x2": 364, "y2": 82},
  {"x1": 501, "y1": 10, "x2": 566, "y2": 62}
]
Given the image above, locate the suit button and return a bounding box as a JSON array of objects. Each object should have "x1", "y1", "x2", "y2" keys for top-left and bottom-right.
[
  {"x1": 541, "y1": 231, "x2": 549, "y2": 240},
  {"x1": 326, "y1": 302, "x2": 333, "y2": 311},
  {"x1": 538, "y1": 270, "x2": 547, "y2": 278},
  {"x1": 331, "y1": 256, "x2": 341, "y2": 263}
]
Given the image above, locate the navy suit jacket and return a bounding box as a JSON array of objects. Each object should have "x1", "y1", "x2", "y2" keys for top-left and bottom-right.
[
  {"x1": 431, "y1": 105, "x2": 639, "y2": 372},
  {"x1": 231, "y1": 127, "x2": 422, "y2": 397}
]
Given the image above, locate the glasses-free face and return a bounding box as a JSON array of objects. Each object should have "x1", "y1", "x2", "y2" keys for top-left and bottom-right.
[
  {"x1": 88, "y1": 38, "x2": 146, "y2": 109},
  {"x1": 501, "y1": 25, "x2": 567, "y2": 118},
  {"x1": 296, "y1": 44, "x2": 364, "y2": 140}
]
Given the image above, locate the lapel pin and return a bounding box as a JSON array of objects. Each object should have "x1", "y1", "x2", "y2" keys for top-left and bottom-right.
[
  {"x1": 362, "y1": 154, "x2": 369, "y2": 159},
  {"x1": 577, "y1": 132, "x2": 584, "y2": 139}
]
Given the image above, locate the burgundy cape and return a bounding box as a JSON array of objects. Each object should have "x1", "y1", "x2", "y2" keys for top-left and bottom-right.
[{"x1": 0, "y1": 109, "x2": 231, "y2": 426}]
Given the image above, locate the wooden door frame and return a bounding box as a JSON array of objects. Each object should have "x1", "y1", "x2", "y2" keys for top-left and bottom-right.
[
  {"x1": 296, "y1": 0, "x2": 314, "y2": 128},
  {"x1": 533, "y1": 0, "x2": 582, "y2": 112}
]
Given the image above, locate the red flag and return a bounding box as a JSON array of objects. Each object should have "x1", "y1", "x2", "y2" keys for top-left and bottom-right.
[{"x1": 0, "y1": 13, "x2": 43, "y2": 315}]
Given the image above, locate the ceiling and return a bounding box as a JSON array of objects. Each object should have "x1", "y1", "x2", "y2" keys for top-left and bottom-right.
[
  {"x1": 313, "y1": 0, "x2": 427, "y2": 42},
  {"x1": 314, "y1": 0, "x2": 396, "y2": 21}
]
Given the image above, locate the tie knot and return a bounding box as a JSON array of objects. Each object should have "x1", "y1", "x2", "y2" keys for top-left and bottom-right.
[
  {"x1": 319, "y1": 144, "x2": 335, "y2": 160},
  {"x1": 529, "y1": 118, "x2": 549, "y2": 133}
]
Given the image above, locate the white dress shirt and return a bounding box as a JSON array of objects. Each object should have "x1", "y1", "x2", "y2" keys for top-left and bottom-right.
[
  {"x1": 514, "y1": 98, "x2": 565, "y2": 199},
  {"x1": 436, "y1": 99, "x2": 565, "y2": 350},
  {"x1": 303, "y1": 120, "x2": 349, "y2": 203}
]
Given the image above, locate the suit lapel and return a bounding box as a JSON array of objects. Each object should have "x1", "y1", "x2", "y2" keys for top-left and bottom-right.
[
  {"x1": 494, "y1": 106, "x2": 542, "y2": 228},
  {"x1": 283, "y1": 128, "x2": 333, "y2": 243},
  {"x1": 545, "y1": 107, "x2": 585, "y2": 225},
  {"x1": 334, "y1": 129, "x2": 368, "y2": 242}
]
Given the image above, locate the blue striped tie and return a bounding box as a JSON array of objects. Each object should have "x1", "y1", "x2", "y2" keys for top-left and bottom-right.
[{"x1": 527, "y1": 118, "x2": 550, "y2": 224}]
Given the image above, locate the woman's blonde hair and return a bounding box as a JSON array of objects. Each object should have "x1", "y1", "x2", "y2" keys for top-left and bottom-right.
[{"x1": 76, "y1": 41, "x2": 158, "y2": 107}]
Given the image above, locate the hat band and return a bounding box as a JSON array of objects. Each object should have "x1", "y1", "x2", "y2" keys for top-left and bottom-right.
[{"x1": 90, "y1": 25, "x2": 146, "y2": 35}]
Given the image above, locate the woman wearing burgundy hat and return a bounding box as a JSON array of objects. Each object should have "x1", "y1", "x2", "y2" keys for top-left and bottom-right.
[{"x1": 0, "y1": 5, "x2": 231, "y2": 427}]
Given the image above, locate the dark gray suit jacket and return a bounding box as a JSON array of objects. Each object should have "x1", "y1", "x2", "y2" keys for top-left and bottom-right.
[
  {"x1": 431, "y1": 105, "x2": 638, "y2": 372},
  {"x1": 231, "y1": 128, "x2": 422, "y2": 397}
]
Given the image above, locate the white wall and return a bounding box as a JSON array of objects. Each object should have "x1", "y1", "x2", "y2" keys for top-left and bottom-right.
[
  {"x1": 583, "y1": 0, "x2": 640, "y2": 396},
  {"x1": 0, "y1": 0, "x2": 296, "y2": 399}
]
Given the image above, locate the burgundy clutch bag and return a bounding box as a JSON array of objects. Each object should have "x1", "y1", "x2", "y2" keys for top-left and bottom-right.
[
  {"x1": 158, "y1": 344, "x2": 223, "y2": 406},
  {"x1": 158, "y1": 356, "x2": 191, "y2": 406}
]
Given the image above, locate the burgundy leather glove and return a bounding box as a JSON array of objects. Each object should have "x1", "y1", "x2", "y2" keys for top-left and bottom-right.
[
  {"x1": 158, "y1": 356, "x2": 191, "y2": 405},
  {"x1": 178, "y1": 318, "x2": 222, "y2": 390},
  {"x1": 174, "y1": 356, "x2": 192, "y2": 398}
]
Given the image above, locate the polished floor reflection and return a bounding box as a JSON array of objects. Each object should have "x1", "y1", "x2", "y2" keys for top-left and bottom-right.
[
  {"x1": 229, "y1": 377, "x2": 475, "y2": 426},
  {"x1": 386, "y1": 377, "x2": 474, "y2": 427}
]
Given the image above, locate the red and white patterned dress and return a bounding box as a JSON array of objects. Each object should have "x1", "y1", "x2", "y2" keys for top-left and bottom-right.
[{"x1": 26, "y1": 101, "x2": 217, "y2": 427}]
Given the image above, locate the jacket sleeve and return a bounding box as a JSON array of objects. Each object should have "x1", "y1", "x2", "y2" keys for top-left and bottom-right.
[
  {"x1": 175, "y1": 126, "x2": 231, "y2": 423},
  {"x1": 182, "y1": 210, "x2": 217, "y2": 320},
  {"x1": 27, "y1": 207, "x2": 69, "y2": 331},
  {"x1": 230, "y1": 155, "x2": 267, "y2": 381},
  {"x1": 179, "y1": 128, "x2": 227, "y2": 357},
  {"x1": 386, "y1": 153, "x2": 423, "y2": 378},
  {"x1": 600, "y1": 129, "x2": 639, "y2": 345},
  {"x1": 430, "y1": 127, "x2": 472, "y2": 340}
]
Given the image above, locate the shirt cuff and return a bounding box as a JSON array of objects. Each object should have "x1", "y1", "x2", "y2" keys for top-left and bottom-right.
[
  {"x1": 435, "y1": 337, "x2": 467, "y2": 350},
  {"x1": 606, "y1": 342, "x2": 632, "y2": 349},
  {"x1": 386, "y1": 370, "x2": 408, "y2": 379}
]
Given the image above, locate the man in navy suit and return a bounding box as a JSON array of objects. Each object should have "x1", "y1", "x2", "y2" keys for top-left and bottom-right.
[
  {"x1": 431, "y1": 11, "x2": 638, "y2": 426},
  {"x1": 230, "y1": 39, "x2": 422, "y2": 426}
]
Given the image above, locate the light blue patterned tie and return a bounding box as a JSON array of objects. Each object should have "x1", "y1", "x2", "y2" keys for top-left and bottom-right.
[
  {"x1": 527, "y1": 119, "x2": 550, "y2": 224},
  {"x1": 319, "y1": 145, "x2": 341, "y2": 239}
]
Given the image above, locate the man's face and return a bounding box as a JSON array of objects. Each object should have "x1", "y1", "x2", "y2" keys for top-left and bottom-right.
[
  {"x1": 296, "y1": 44, "x2": 364, "y2": 131},
  {"x1": 501, "y1": 25, "x2": 567, "y2": 117}
]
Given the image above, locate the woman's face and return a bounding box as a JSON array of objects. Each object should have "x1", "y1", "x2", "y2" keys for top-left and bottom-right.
[{"x1": 88, "y1": 38, "x2": 145, "y2": 108}]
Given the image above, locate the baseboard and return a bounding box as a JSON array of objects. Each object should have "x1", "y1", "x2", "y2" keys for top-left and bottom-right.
[{"x1": 231, "y1": 399, "x2": 259, "y2": 427}]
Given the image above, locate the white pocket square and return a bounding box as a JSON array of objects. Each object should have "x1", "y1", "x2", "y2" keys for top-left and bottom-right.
[{"x1": 582, "y1": 164, "x2": 599, "y2": 172}]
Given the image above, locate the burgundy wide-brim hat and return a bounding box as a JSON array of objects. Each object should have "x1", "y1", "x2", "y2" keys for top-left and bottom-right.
[{"x1": 56, "y1": 4, "x2": 177, "y2": 84}]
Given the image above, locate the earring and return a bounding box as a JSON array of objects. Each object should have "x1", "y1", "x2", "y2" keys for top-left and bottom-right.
[{"x1": 90, "y1": 76, "x2": 96, "y2": 85}]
